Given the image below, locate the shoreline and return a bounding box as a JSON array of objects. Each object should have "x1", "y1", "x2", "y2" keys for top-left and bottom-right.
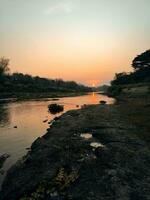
[
  {"x1": 0, "y1": 92, "x2": 89, "y2": 103},
  {"x1": 1, "y1": 96, "x2": 150, "y2": 200}
]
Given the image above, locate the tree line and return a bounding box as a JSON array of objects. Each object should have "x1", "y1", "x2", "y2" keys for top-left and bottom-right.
[
  {"x1": 0, "y1": 58, "x2": 91, "y2": 96},
  {"x1": 111, "y1": 49, "x2": 150, "y2": 85}
]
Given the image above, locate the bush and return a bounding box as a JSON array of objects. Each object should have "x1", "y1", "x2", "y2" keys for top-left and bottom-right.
[{"x1": 107, "y1": 85, "x2": 122, "y2": 97}]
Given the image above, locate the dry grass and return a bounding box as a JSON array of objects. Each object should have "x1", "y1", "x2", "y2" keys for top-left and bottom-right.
[{"x1": 117, "y1": 97, "x2": 150, "y2": 146}]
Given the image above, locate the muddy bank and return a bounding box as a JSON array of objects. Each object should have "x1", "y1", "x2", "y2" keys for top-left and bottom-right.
[{"x1": 1, "y1": 101, "x2": 150, "y2": 200}]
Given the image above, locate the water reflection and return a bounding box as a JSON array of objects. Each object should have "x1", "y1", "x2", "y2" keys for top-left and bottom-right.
[{"x1": 91, "y1": 92, "x2": 97, "y2": 104}]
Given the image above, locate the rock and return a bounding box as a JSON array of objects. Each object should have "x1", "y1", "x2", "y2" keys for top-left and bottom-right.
[
  {"x1": 81, "y1": 104, "x2": 87, "y2": 109},
  {"x1": 107, "y1": 169, "x2": 117, "y2": 177},
  {"x1": 43, "y1": 119, "x2": 48, "y2": 123},
  {"x1": 14, "y1": 126, "x2": 17, "y2": 128},
  {"x1": 54, "y1": 116, "x2": 61, "y2": 121},
  {"x1": 51, "y1": 98, "x2": 59, "y2": 101},
  {"x1": 26, "y1": 147, "x2": 31, "y2": 150},
  {"x1": 50, "y1": 191, "x2": 58, "y2": 197},
  {"x1": 48, "y1": 103, "x2": 64, "y2": 114},
  {"x1": 48, "y1": 119, "x2": 54, "y2": 125},
  {"x1": 100, "y1": 100, "x2": 107, "y2": 104}
]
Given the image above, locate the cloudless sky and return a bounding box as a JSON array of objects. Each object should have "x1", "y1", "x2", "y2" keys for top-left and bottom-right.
[{"x1": 0, "y1": 0, "x2": 150, "y2": 85}]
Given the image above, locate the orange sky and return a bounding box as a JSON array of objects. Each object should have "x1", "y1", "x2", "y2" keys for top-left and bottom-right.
[{"x1": 0, "y1": 0, "x2": 150, "y2": 86}]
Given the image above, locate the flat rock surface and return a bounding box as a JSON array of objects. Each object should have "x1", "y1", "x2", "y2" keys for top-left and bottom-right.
[{"x1": 1, "y1": 103, "x2": 150, "y2": 200}]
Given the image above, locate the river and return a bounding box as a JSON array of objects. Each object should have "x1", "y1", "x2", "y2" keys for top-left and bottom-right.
[{"x1": 0, "y1": 92, "x2": 114, "y2": 187}]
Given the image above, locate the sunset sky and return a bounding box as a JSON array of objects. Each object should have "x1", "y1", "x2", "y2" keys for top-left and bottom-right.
[{"x1": 0, "y1": 0, "x2": 150, "y2": 86}]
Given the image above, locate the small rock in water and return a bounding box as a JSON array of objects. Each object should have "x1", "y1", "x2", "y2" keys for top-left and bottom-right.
[
  {"x1": 48, "y1": 103, "x2": 64, "y2": 114},
  {"x1": 43, "y1": 119, "x2": 48, "y2": 123},
  {"x1": 81, "y1": 104, "x2": 87, "y2": 109},
  {"x1": 51, "y1": 98, "x2": 59, "y2": 101},
  {"x1": 54, "y1": 116, "x2": 61, "y2": 121},
  {"x1": 100, "y1": 100, "x2": 107, "y2": 105},
  {"x1": 26, "y1": 147, "x2": 31, "y2": 150}
]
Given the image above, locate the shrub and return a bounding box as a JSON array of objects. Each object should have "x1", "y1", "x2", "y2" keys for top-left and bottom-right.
[{"x1": 107, "y1": 85, "x2": 122, "y2": 97}]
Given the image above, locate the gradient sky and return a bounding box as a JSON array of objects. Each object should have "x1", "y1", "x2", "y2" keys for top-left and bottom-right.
[{"x1": 0, "y1": 0, "x2": 150, "y2": 85}]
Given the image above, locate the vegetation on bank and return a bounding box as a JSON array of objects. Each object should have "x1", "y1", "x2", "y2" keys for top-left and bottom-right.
[
  {"x1": 20, "y1": 168, "x2": 79, "y2": 200},
  {"x1": 108, "y1": 49, "x2": 150, "y2": 96},
  {"x1": 112, "y1": 49, "x2": 150, "y2": 85},
  {"x1": 96, "y1": 85, "x2": 109, "y2": 93},
  {"x1": 0, "y1": 58, "x2": 91, "y2": 99}
]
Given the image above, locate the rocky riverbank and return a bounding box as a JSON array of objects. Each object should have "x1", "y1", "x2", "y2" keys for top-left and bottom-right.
[
  {"x1": 0, "y1": 154, "x2": 10, "y2": 175},
  {"x1": 1, "y1": 97, "x2": 150, "y2": 200}
]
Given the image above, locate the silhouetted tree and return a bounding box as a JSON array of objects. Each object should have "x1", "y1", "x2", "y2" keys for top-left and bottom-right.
[
  {"x1": 110, "y1": 49, "x2": 150, "y2": 86},
  {"x1": 132, "y1": 49, "x2": 150, "y2": 70},
  {"x1": 0, "y1": 57, "x2": 10, "y2": 77},
  {"x1": 0, "y1": 57, "x2": 91, "y2": 95}
]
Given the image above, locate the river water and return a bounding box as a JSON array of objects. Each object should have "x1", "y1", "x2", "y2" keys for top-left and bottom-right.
[{"x1": 0, "y1": 92, "x2": 114, "y2": 187}]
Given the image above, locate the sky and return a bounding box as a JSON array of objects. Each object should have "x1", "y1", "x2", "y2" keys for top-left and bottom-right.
[{"x1": 0, "y1": 0, "x2": 150, "y2": 86}]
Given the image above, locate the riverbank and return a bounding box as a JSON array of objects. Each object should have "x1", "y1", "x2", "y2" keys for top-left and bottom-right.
[
  {"x1": 1, "y1": 96, "x2": 150, "y2": 200},
  {"x1": 0, "y1": 92, "x2": 89, "y2": 103}
]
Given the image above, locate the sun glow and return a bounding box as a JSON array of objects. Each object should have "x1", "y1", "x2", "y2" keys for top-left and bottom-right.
[{"x1": 88, "y1": 79, "x2": 100, "y2": 87}]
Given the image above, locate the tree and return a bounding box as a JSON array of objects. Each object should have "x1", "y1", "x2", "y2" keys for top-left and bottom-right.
[
  {"x1": 0, "y1": 57, "x2": 10, "y2": 77},
  {"x1": 115, "y1": 72, "x2": 127, "y2": 79},
  {"x1": 132, "y1": 49, "x2": 150, "y2": 70}
]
